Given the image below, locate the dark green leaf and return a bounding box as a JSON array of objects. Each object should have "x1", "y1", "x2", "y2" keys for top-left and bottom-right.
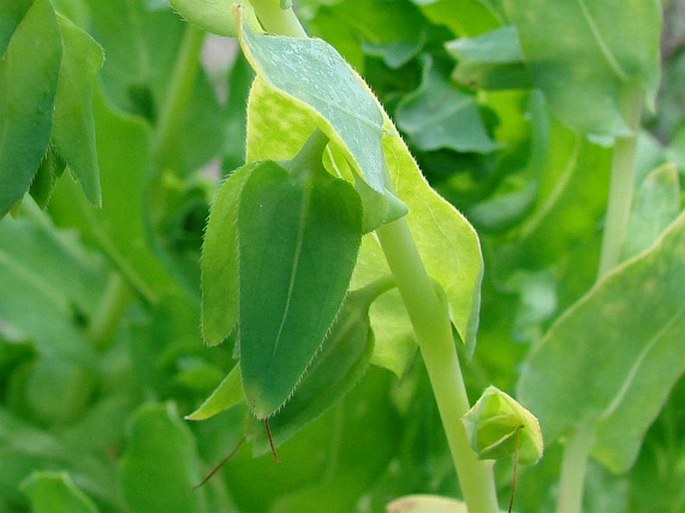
[
  {"x1": 238, "y1": 156, "x2": 362, "y2": 418},
  {"x1": 396, "y1": 55, "x2": 497, "y2": 153},
  {"x1": 0, "y1": 0, "x2": 62, "y2": 217}
]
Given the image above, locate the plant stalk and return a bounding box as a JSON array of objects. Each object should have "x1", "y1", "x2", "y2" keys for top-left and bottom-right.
[
  {"x1": 153, "y1": 25, "x2": 206, "y2": 166},
  {"x1": 597, "y1": 84, "x2": 645, "y2": 277},
  {"x1": 376, "y1": 220, "x2": 499, "y2": 513},
  {"x1": 555, "y1": 422, "x2": 596, "y2": 513},
  {"x1": 242, "y1": 2, "x2": 499, "y2": 510},
  {"x1": 89, "y1": 274, "x2": 133, "y2": 350}
]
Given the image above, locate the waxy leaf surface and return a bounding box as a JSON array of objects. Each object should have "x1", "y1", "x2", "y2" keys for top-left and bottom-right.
[
  {"x1": 238, "y1": 161, "x2": 362, "y2": 418},
  {"x1": 518, "y1": 212, "x2": 685, "y2": 473},
  {"x1": 506, "y1": 0, "x2": 661, "y2": 138}
]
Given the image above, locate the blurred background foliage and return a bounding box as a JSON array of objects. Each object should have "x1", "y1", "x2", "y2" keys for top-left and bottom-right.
[{"x1": 1, "y1": 0, "x2": 684, "y2": 512}]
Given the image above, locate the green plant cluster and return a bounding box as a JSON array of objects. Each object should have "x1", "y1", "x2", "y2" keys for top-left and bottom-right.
[{"x1": 1, "y1": 1, "x2": 684, "y2": 513}]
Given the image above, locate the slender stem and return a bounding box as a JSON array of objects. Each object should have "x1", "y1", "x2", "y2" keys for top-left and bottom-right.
[
  {"x1": 377, "y1": 220, "x2": 499, "y2": 513},
  {"x1": 597, "y1": 84, "x2": 644, "y2": 277},
  {"x1": 243, "y1": 3, "x2": 499, "y2": 510},
  {"x1": 248, "y1": 0, "x2": 307, "y2": 37},
  {"x1": 555, "y1": 422, "x2": 596, "y2": 513},
  {"x1": 88, "y1": 274, "x2": 133, "y2": 350},
  {"x1": 153, "y1": 25, "x2": 206, "y2": 166}
]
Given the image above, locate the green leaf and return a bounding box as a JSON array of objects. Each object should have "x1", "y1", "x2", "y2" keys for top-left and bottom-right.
[
  {"x1": 122, "y1": 403, "x2": 207, "y2": 513},
  {"x1": 409, "y1": 0, "x2": 503, "y2": 37},
  {"x1": 238, "y1": 154, "x2": 363, "y2": 418},
  {"x1": 185, "y1": 364, "x2": 243, "y2": 421},
  {"x1": 169, "y1": 0, "x2": 236, "y2": 36},
  {"x1": 621, "y1": 163, "x2": 681, "y2": 260},
  {"x1": 52, "y1": 15, "x2": 104, "y2": 206},
  {"x1": 0, "y1": 0, "x2": 33, "y2": 54},
  {"x1": 0, "y1": 0, "x2": 62, "y2": 217},
  {"x1": 239, "y1": 19, "x2": 397, "y2": 205},
  {"x1": 395, "y1": 55, "x2": 498, "y2": 153},
  {"x1": 518, "y1": 212, "x2": 685, "y2": 473},
  {"x1": 447, "y1": 26, "x2": 533, "y2": 90},
  {"x1": 201, "y1": 163, "x2": 258, "y2": 346},
  {"x1": 462, "y1": 385, "x2": 543, "y2": 465},
  {"x1": 30, "y1": 146, "x2": 66, "y2": 208},
  {"x1": 22, "y1": 471, "x2": 99, "y2": 513},
  {"x1": 243, "y1": 33, "x2": 483, "y2": 361},
  {"x1": 505, "y1": 0, "x2": 661, "y2": 138},
  {"x1": 249, "y1": 280, "x2": 387, "y2": 453}
]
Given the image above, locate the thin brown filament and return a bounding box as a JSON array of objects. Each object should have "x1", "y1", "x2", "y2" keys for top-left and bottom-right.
[
  {"x1": 193, "y1": 436, "x2": 246, "y2": 489},
  {"x1": 508, "y1": 426, "x2": 523, "y2": 513},
  {"x1": 265, "y1": 418, "x2": 282, "y2": 465}
]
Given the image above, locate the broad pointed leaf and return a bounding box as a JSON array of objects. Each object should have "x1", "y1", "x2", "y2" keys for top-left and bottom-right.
[
  {"x1": 238, "y1": 160, "x2": 362, "y2": 418},
  {"x1": 22, "y1": 472, "x2": 99, "y2": 513},
  {"x1": 518, "y1": 212, "x2": 685, "y2": 473}
]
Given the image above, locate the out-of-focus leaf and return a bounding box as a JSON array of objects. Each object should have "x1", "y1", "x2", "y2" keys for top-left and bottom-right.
[
  {"x1": 0, "y1": 203, "x2": 105, "y2": 367},
  {"x1": 467, "y1": 181, "x2": 537, "y2": 232},
  {"x1": 49, "y1": 87, "x2": 176, "y2": 301},
  {"x1": 410, "y1": 0, "x2": 503, "y2": 37},
  {"x1": 52, "y1": 15, "x2": 104, "y2": 207},
  {"x1": 122, "y1": 403, "x2": 207, "y2": 513},
  {"x1": 621, "y1": 163, "x2": 681, "y2": 260},
  {"x1": 396, "y1": 55, "x2": 497, "y2": 153},
  {"x1": 505, "y1": 0, "x2": 661, "y2": 138},
  {"x1": 518, "y1": 212, "x2": 685, "y2": 473},
  {"x1": 447, "y1": 26, "x2": 532, "y2": 90},
  {"x1": 386, "y1": 494, "x2": 467, "y2": 513},
  {"x1": 0, "y1": 0, "x2": 61, "y2": 217},
  {"x1": 22, "y1": 471, "x2": 99, "y2": 513}
]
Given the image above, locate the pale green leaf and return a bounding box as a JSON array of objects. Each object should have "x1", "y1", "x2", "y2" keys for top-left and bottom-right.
[
  {"x1": 22, "y1": 472, "x2": 99, "y2": 513},
  {"x1": 518, "y1": 212, "x2": 685, "y2": 473},
  {"x1": 239, "y1": 20, "x2": 395, "y2": 202},
  {"x1": 52, "y1": 15, "x2": 104, "y2": 206},
  {"x1": 409, "y1": 0, "x2": 503, "y2": 37},
  {"x1": 621, "y1": 163, "x2": 681, "y2": 260},
  {"x1": 169, "y1": 0, "x2": 235, "y2": 36},
  {"x1": 185, "y1": 364, "x2": 243, "y2": 421},
  {"x1": 505, "y1": 0, "x2": 661, "y2": 138},
  {"x1": 0, "y1": 0, "x2": 62, "y2": 217},
  {"x1": 201, "y1": 163, "x2": 258, "y2": 346}
]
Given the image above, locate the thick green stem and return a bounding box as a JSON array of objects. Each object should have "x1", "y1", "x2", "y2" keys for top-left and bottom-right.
[
  {"x1": 555, "y1": 423, "x2": 596, "y2": 513},
  {"x1": 249, "y1": 0, "x2": 307, "y2": 37},
  {"x1": 377, "y1": 220, "x2": 499, "y2": 513},
  {"x1": 243, "y1": 3, "x2": 498, "y2": 510},
  {"x1": 153, "y1": 25, "x2": 206, "y2": 166},
  {"x1": 597, "y1": 85, "x2": 644, "y2": 277}
]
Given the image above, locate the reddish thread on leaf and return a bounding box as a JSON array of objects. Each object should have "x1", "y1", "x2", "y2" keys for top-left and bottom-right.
[
  {"x1": 193, "y1": 436, "x2": 246, "y2": 489},
  {"x1": 265, "y1": 418, "x2": 281, "y2": 465}
]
